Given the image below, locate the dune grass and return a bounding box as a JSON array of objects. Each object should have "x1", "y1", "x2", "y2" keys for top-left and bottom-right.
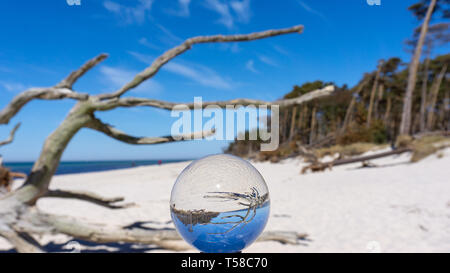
[{"x1": 314, "y1": 142, "x2": 387, "y2": 159}]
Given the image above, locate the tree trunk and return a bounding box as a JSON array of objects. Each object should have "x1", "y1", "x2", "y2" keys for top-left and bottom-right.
[
  {"x1": 419, "y1": 56, "x2": 431, "y2": 132},
  {"x1": 384, "y1": 95, "x2": 392, "y2": 124},
  {"x1": 426, "y1": 64, "x2": 448, "y2": 131},
  {"x1": 297, "y1": 106, "x2": 304, "y2": 133},
  {"x1": 281, "y1": 110, "x2": 288, "y2": 143},
  {"x1": 13, "y1": 101, "x2": 93, "y2": 204},
  {"x1": 374, "y1": 83, "x2": 384, "y2": 120},
  {"x1": 445, "y1": 90, "x2": 450, "y2": 130},
  {"x1": 342, "y1": 97, "x2": 356, "y2": 133},
  {"x1": 298, "y1": 106, "x2": 307, "y2": 144},
  {"x1": 399, "y1": 0, "x2": 437, "y2": 135},
  {"x1": 309, "y1": 106, "x2": 317, "y2": 144},
  {"x1": 367, "y1": 61, "x2": 383, "y2": 127},
  {"x1": 440, "y1": 90, "x2": 449, "y2": 130},
  {"x1": 341, "y1": 80, "x2": 368, "y2": 133},
  {"x1": 289, "y1": 106, "x2": 298, "y2": 141}
]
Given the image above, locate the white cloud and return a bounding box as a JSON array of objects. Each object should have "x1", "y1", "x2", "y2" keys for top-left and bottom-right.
[
  {"x1": 297, "y1": 0, "x2": 327, "y2": 21},
  {"x1": 103, "y1": 0, "x2": 154, "y2": 24},
  {"x1": 156, "y1": 24, "x2": 184, "y2": 45},
  {"x1": 128, "y1": 51, "x2": 231, "y2": 90},
  {"x1": 203, "y1": 0, "x2": 252, "y2": 28},
  {"x1": 230, "y1": 0, "x2": 251, "y2": 23},
  {"x1": 258, "y1": 55, "x2": 278, "y2": 67},
  {"x1": 128, "y1": 51, "x2": 154, "y2": 64},
  {"x1": 165, "y1": 62, "x2": 231, "y2": 89},
  {"x1": 204, "y1": 0, "x2": 234, "y2": 28},
  {"x1": 0, "y1": 80, "x2": 27, "y2": 93},
  {"x1": 167, "y1": 0, "x2": 191, "y2": 17},
  {"x1": 273, "y1": 45, "x2": 290, "y2": 56},
  {"x1": 138, "y1": 37, "x2": 161, "y2": 50},
  {"x1": 99, "y1": 65, "x2": 163, "y2": 95},
  {"x1": 245, "y1": 60, "x2": 258, "y2": 73}
]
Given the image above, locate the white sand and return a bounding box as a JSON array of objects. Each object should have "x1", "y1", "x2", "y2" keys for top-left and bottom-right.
[{"x1": 1, "y1": 148, "x2": 450, "y2": 253}]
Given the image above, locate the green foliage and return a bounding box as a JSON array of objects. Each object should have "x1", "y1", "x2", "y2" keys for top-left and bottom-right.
[
  {"x1": 337, "y1": 104, "x2": 387, "y2": 145},
  {"x1": 225, "y1": 52, "x2": 448, "y2": 160},
  {"x1": 408, "y1": 0, "x2": 449, "y2": 20},
  {"x1": 283, "y1": 80, "x2": 333, "y2": 99},
  {"x1": 315, "y1": 142, "x2": 385, "y2": 159}
]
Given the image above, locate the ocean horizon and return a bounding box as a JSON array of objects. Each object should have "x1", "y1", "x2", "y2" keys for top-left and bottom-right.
[{"x1": 3, "y1": 159, "x2": 191, "y2": 176}]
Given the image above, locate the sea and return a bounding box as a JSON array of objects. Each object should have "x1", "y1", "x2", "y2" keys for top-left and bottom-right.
[{"x1": 3, "y1": 159, "x2": 188, "y2": 175}]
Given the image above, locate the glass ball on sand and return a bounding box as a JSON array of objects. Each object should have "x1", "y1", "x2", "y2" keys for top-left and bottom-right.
[{"x1": 170, "y1": 154, "x2": 270, "y2": 253}]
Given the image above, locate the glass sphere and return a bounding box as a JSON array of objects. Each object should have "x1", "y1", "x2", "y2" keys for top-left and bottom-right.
[{"x1": 170, "y1": 154, "x2": 270, "y2": 253}]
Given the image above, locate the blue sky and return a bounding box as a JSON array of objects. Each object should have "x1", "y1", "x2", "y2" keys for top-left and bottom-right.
[{"x1": 0, "y1": 0, "x2": 446, "y2": 161}]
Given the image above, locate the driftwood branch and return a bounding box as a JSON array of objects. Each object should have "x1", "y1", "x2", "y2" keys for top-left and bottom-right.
[
  {"x1": 0, "y1": 229, "x2": 43, "y2": 253},
  {"x1": 95, "y1": 85, "x2": 335, "y2": 111},
  {"x1": 99, "y1": 25, "x2": 304, "y2": 99},
  {"x1": 302, "y1": 148, "x2": 412, "y2": 174},
  {"x1": 85, "y1": 116, "x2": 216, "y2": 144},
  {"x1": 0, "y1": 123, "x2": 21, "y2": 147},
  {"x1": 0, "y1": 24, "x2": 312, "y2": 253},
  {"x1": 56, "y1": 54, "x2": 108, "y2": 89},
  {"x1": 0, "y1": 54, "x2": 106, "y2": 125},
  {"x1": 13, "y1": 211, "x2": 308, "y2": 252},
  {"x1": 44, "y1": 190, "x2": 132, "y2": 209},
  {"x1": 0, "y1": 88, "x2": 88, "y2": 125}
]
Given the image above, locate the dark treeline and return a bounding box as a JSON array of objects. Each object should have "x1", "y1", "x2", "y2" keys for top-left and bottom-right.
[
  {"x1": 226, "y1": 0, "x2": 449, "y2": 160},
  {"x1": 226, "y1": 53, "x2": 449, "y2": 159}
]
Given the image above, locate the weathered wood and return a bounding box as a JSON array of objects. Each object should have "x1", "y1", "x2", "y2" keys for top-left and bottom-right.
[
  {"x1": 44, "y1": 190, "x2": 132, "y2": 209},
  {"x1": 0, "y1": 229, "x2": 43, "y2": 253},
  {"x1": 85, "y1": 116, "x2": 216, "y2": 144},
  {"x1": 0, "y1": 123, "x2": 21, "y2": 147},
  {"x1": 0, "y1": 88, "x2": 89, "y2": 126},
  {"x1": 99, "y1": 25, "x2": 304, "y2": 99},
  {"x1": 302, "y1": 148, "x2": 412, "y2": 174},
  {"x1": 329, "y1": 148, "x2": 411, "y2": 167},
  {"x1": 0, "y1": 166, "x2": 26, "y2": 193},
  {"x1": 56, "y1": 54, "x2": 108, "y2": 89},
  {"x1": 93, "y1": 85, "x2": 335, "y2": 112}
]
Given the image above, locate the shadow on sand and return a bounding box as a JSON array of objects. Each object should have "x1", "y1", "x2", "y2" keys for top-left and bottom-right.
[{"x1": 0, "y1": 222, "x2": 176, "y2": 253}]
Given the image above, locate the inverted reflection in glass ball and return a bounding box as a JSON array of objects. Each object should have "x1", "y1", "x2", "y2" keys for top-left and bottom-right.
[{"x1": 170, "y1": 154, "x2": 270, "y2": 253}]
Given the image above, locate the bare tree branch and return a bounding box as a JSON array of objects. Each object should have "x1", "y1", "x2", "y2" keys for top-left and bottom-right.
[
  {"x1": 95, "y1": 85, "x2": 334, "y2": 112},
  {"x1": 0, "y1": 123, "x2": 21, "y2": 147},
  {"x1": 98, "y1": 25, "x2": 304, "y2": 99},
  {"x1": 0, "y1": 25, "x2": 313, "y2": 253},
  {"x1": 0, "y1": 54, "x2": 107, "y2": 125},
  {"x1": 0, "y1": 229, "x2": 43, "y2": 253},
  {"x1": 0, "y1": 88, "x2": 88, "y2": 125},
  {"x1": 56, "y1": 54, "x2": 108, "y2": 89},
  {"x1": 44, "y1": 190, "x2": 133, "y2": 209},
  {"x1": 85, "y1": 116, "x2": 216, "y2": 144},
  {"x1": 13, "y1": 210, "x2": 308, "y2": 252}
]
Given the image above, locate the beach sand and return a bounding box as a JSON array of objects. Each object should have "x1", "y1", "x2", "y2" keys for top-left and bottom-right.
[{"x1": 1, "y1": 148, "x2": 449, "y2": 253}]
